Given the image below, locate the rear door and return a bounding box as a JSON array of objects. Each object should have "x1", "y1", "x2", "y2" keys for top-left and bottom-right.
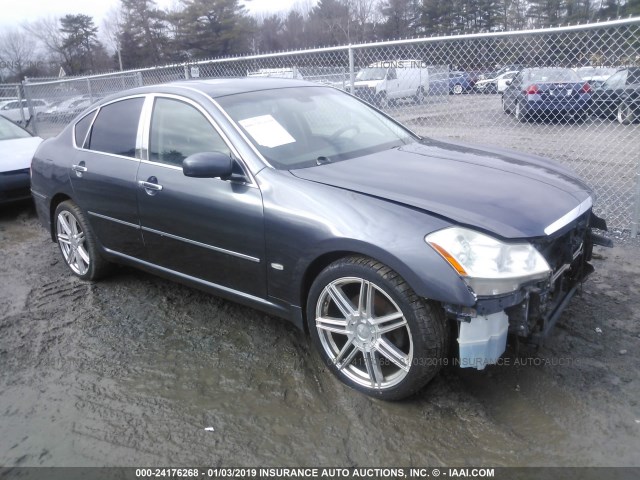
[
  {"x1": 70, "y1": 96, "x2": 146, "y2": 257},
  {"x1": 136, "y1": 95, "x2": 266, "y2": 297}
]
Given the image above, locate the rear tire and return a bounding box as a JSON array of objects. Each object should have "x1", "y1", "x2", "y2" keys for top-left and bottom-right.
[
  {"x1": 307, "y1": 256, "x2": 448, "y2": 401},
  {"x1": 54, "y1": 200, "x2": 112, "y2": 281},
  {"x1": 617, "y1": 103, "x2": 635, "y2": 125},
  {"x1": 414, "y1": 87, "x2": 425, "y2": 104},
  {"x1": 515, "y1": 101, "x2": 528, "y2": 122}
]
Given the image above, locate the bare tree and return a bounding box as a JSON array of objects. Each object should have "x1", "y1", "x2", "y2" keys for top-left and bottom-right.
[
  {"x1": 23, "y1": 17, "x2": 67, "y2": 69},
  {"x1": 102, "y1": 7, "x2": 124, "y2": 70},
  {"x1": 0, "y1": 28, "x2": 37, "y2": 78}
]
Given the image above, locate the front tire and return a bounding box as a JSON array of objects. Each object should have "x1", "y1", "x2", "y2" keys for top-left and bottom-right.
[
  {"x1": 54, "y1": 200, "x2": 111, "y2": 281},
  {"x1": 502, "y1": 95, "x2": 511, "y2": 114},
  {"x1": 307, "y1": 256, "x2": 448, "y2": 400},
  {"x1": 376, "y1": 91, "x2": 389, "y2": 109},
  {"x1": 452, "y1": 84, "x2": 463, "y2": 95}
]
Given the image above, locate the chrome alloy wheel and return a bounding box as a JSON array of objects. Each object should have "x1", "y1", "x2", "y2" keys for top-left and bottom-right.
[
  {"x1": 315, "y1": 277, "x2": 413, "y2": 390},
  {"x1": 56, "y1": 210, "x2": 90, "y2": 276}
]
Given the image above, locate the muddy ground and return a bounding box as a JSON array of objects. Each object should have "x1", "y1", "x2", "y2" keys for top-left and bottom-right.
[{"x1": 1, "y1": 201, "x2": 639, "y2": 467}]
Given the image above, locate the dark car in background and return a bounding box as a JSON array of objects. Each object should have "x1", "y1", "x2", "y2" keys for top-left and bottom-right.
[
  {"x1": 30, "y1": 78, "x2": 609, "y2": 400},
  {"x1": 429, "y1": 71, "x2": 476, "y2": 95},
  {"x1": 502, "y1": 67, "x2": 592, "y2": 122},
  {"x1": 591, "y1": 67, "x2": 640, "y2": 124},
  {"x1": 0, "y1": 115, "x2": 43, "y2": 204}
]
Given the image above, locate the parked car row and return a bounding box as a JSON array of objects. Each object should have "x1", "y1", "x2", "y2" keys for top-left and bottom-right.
[
  {"x1": 501, "y1": 67, "x2": 639, "y2": 124},
  {"x1": 0, "y1": 99, "x2": 49, "y2": 125}
]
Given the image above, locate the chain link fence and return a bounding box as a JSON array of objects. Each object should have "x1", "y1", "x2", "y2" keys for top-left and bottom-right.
[{"x1": 18, "y1": 17, "x2": 640, "y2": 236}]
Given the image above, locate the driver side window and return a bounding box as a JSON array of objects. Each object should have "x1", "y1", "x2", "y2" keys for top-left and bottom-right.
[{"x1": 149, "y1": 97, "x2": 231, "y2": 167}]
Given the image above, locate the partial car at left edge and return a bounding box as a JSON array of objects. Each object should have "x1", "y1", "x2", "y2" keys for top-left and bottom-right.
[{"x1": 0, "y1": 115, "x2": 42, "y2": 205}]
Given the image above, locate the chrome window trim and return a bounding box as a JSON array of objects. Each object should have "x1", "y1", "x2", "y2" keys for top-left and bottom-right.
[
  {"x1": 544, "y1": 196, "x2": 593, "y2": 235},
  {"x1": 144, "y1": 93, "x2": 257, "y2": 188},
  {"x1": 139, "y1": 159, "x2": 182, "y2": 171},
  {"x1": 141, "y1": 225, "x2": 261, "y2": 263},
  {"x1": 72, "y1": 94, "x2": 148, "y2": 161}
]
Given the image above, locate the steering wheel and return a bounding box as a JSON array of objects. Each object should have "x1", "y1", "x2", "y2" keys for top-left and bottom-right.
[{"x1": 329, "y1": 125, "x2": 360, "y2": 141}]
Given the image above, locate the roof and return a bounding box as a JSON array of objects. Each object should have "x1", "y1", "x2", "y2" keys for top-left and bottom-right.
[{"x1": 154, "y1": 77, "x2": 316, "y2": 98}]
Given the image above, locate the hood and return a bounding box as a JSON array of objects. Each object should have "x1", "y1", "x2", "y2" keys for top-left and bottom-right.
[
  {"x1": 290, "y1": 139, "x2": 592, "y2": 239},
  {"x1": 0, "y1": 137, "x2": 43, "y2": 172}
]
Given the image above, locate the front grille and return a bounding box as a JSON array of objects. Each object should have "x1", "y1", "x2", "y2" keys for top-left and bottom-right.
[{"x1": 533, "y1": 210, "x2": 590, "y2": 274}]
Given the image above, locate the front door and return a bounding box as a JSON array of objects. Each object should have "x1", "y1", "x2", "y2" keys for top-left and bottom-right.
[{"x1": 136, "y1": 96, "x2": 266, "y2": 297}]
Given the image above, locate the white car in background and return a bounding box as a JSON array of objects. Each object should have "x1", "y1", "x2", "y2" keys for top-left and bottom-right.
[
  {"x1": 0, "y1": 115, "x2": 43, "y2": 204},
  {"x1": 474, "y1": 70, "x2": 519, "y2": 94},
  {"x1": 0, "y1": 99, "x2": 49, "y2": 125}
]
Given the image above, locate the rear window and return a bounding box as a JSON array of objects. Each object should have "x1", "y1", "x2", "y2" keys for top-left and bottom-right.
[
  {"x1": 74, "y1": 111, "x2": 96, "y2": 148},
  {"x1": 526, "y1": 69, "x2": 580, "y2": 83},
  {"x1": 86, "y1": 98, "x2": 144, "y2": 158}
]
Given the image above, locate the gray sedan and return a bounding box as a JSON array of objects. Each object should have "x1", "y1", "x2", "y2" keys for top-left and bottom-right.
[{"x1": 30, "y1": 78, "x2": 610, "y2": 400}]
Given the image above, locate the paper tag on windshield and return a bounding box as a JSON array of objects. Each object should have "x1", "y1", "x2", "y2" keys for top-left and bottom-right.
[{"x1": 238, "y1": 115, "x2": 295, "y2": 148}]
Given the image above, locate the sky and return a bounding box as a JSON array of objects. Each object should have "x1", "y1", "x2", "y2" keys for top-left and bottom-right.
[{"x1": 0, "y1": 0, "x2": 301, "y2": 29}]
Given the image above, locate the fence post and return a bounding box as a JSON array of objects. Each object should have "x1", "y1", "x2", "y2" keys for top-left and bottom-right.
[
  {"x1": 184, "y1": 64, "x2": 190, "y2": 79},
  {"x1": 137, "y1": 71, "x2": 143, "y2": 87},
  {"x1": 87, "y1": 78, "x2": 93, "y2": 102},
  {"x1": 348, "y1": 45, "x2": 355, "y2": 94},
  {"x1": 17, "y1": 82, "x2": 26, "y2": 126},
  {"x1": 632, "y1": 159, "x2": 640, "y2": 238}
]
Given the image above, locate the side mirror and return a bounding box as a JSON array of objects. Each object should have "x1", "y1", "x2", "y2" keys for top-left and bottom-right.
[
  {"x1": 505, "y1": 80, "x2": 512, "y2": 86},
  {"x1": 183, "y1": 152, "x2": 234, "y2": 179}
]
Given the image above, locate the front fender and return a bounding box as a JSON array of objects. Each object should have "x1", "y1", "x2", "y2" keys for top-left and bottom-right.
[{"x1": 258, "y1": 169, "x2": 475, "y2": 310}]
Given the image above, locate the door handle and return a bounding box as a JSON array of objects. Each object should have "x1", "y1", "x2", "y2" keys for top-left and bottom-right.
[
  {"x1": 72, "y1": 163, "x2": 87, "y2": 178},
  {"x1": 138, "y1": 179, "x2": 163, "y2": 193}
]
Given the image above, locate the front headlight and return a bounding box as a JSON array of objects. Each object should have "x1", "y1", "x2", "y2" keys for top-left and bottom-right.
[{"x1": 425, "y1": 227, "x2": 550, "y2": 296}]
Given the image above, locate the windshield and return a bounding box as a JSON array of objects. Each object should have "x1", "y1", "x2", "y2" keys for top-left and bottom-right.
[
  {"x1": 217, "y1": 86, "x2": 416, "y2": 170},
  {"x1": 525, "y1": 68, "x2": 581, "y2": 83},
  {"x1": 576, "y1": 67, "x2": 617, "y2": 79},
  {"x1": 0, "y1": 115, "x2": 32, "y2": 140},
  {"x1": 356, "y1": 67, "x2": 387, "y2": 81}
]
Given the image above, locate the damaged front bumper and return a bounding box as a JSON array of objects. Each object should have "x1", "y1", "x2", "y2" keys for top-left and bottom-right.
[{"x1": 444, "y1": 211, "x2": 612, "y2": 369}]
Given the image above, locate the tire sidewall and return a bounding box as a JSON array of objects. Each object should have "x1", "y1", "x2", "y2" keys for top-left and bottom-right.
[
  {"x1": 306, "y1": 257, "x2": 445, "y2": 400},
  {"x1": 54, "y1": 201, "x2": 102, "y2": 281}
]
